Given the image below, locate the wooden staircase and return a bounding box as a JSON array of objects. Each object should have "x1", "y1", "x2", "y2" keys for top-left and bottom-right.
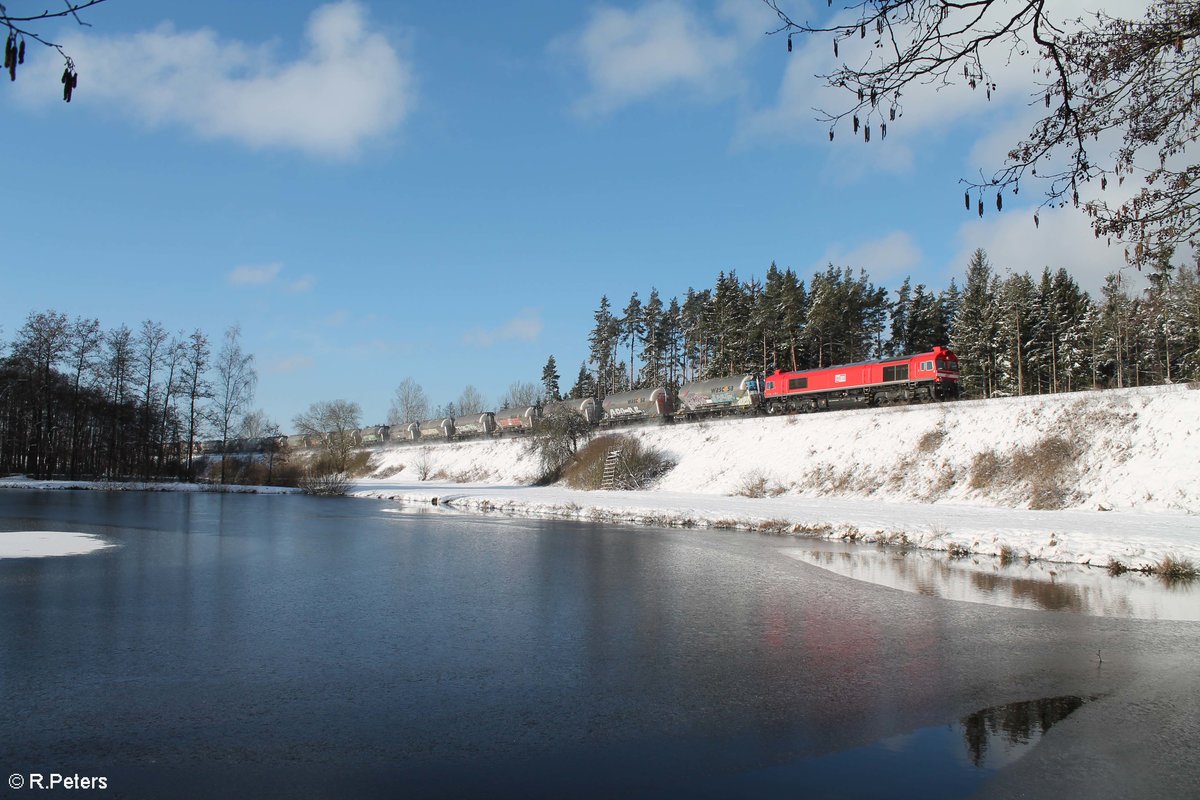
[{"x1": 600, "y1": 448, "x2": 622, "y2": 490}]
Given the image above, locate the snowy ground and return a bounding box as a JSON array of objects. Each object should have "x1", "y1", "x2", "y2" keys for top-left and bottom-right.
[
  {"x1": 351, "y1": 479, "x2": 1200, "y2": 572},
  {"x1": 3, "y1": 384, "x2": 1197, "y2": 571},
  {"x1": 353, "y1": 383, "x2": 1200, "y2": 572}
]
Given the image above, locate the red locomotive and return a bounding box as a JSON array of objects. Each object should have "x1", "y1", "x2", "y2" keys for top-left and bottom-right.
[{"x1": 761, "y1": 346, "x2": 960, "y2": 414}]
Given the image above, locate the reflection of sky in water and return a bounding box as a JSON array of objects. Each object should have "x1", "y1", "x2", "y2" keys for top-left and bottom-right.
[
  {"x1": 733, "y1": 697, "x2": 1085, "y2": 799},
  {"x1": 784, "y1": 544, "x2": 1200, "y2": 620}
]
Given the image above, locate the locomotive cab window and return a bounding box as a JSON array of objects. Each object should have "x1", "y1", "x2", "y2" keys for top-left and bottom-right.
[
  {"x1": 883, "y1": 364, "x2": 909, "y2": 382},
  {"x1": 920, "y1": 360, "x2": 933, "y2": 371},
  {"x1": 788, "y1": 377, "x2": 808, "y2": 390}
]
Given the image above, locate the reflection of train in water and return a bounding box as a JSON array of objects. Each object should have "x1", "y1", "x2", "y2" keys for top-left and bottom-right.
[{"x1": 199, "y1": 347, "x2": 960, "y2": 452}]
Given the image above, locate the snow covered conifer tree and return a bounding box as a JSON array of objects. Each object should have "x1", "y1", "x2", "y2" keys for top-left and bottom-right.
[
  {"x1": 1098, "y1": 274, "x2": 1136, "y2": 389},
  {"x1": 996, "y1": 272, "x2": 1037, "y2": 396},
  {"x1": 621, "y1": 292, "x2": 643, "y2": 390},
  {"x1": 890, "y1": 277, "x2": 911, "y2": 355},
  {"x1": 541, "y1": 355, "x2": 561, "y2": 402},
  {"x1": 568, "y1": 362, "x2": 595, "y2": 400},
  {"x1": 588, "y1": 296, "x2": 618, "y2": 398},
  {"x1": 951, "y1": 250, "x2": 1000, "y2": 398},
  {"x1": 639, "y1": 289, "x2": 665, "y2": 387}
]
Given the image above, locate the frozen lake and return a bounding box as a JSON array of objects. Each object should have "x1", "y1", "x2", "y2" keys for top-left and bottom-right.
[{"x1": 1, "y1": 489, "x2": 1197, "y2": 798}]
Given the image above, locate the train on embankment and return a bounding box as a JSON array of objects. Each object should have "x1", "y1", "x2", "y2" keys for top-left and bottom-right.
[{"x1": 198, "y1": 346, "x2": 960, "y2": 453}]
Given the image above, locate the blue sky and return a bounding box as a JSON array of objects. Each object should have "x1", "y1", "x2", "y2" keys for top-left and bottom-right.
[{"x1": 0, "y1": 0, "x2": 1137, "y2": 427}]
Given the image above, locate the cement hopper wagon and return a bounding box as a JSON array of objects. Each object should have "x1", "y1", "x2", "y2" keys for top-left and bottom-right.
[
  {"x1": 675, "y1": 375, "x2": 761, "y2": 418},
  {"x1": 495, "y1": 406, "x2": 540, "y2": 434},
  {"x1": 415, "y1": 417, "x2": 454, "y2": 441},
  {"x1": 540, "y1": 397, "x2": 602, "y2": 426},
  {"x1": 453, "y1": 412, "x2": 496, "y2": 438},
  {"x1": 600, "y1": 387, "x2": 672, "y2": 423}
]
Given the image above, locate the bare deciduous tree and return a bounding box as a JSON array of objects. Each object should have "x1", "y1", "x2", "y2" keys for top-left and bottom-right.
[
  {"x1": 241, "y1": 408, "x2": 283, "y2": 484},
  {"x1": 766, "y1": 0, "x2": 1200, "y2": 267},
  {"x1": 528, "y1": 409, "x2": 593, "y2": 484},
  {"x1": 497, "y1": 381, "x2": 540, "y2": 410},
  {"x1": 104, "y1": 324, "x2": 134, "y2": 476},
  {"x1": 414, "y1": 446, "x2": 433, "y2": 481},
  {"x1": 179, "y1": 329, "x2": 211, "y2": 480},
  {"x1": 388, "y1": 377, "x2": 429, "y2": 427},
  {"x1": 64, "y1": 316, "x2": 101, "y2": 478},
  {"x1": 135, "y1": 320, "x2": 168, "y2": 477},
  {"x1": 293, "y1": 399, "x2": 362, "y2": 474},
  {"x1": 0, "y1": 309, "x2": 216, "y2": 480},
  {"x1": 11, "y1": 310, "x2": 70, "y2": 477},
  {"x1": 457, "y1": 385, "x2": 485, "y2": 415},
  {"x1": 210, "y1": 325, "x2": 256, "y2": 484},
  {"x1": 156, "y1": 335, "x2": 186, "y2": 474}
]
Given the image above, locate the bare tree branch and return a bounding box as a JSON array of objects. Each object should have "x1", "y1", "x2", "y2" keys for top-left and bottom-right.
[
  {"x1": 2, "y1": 0, "x2": 110, "y2": 97},
  {"x1": 766, "y1": 0, "x2": 1200, "y2": 268}
]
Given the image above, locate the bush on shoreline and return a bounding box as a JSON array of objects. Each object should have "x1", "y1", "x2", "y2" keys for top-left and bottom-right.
[{"x1": 560, "y1": 434, "x2": 674, "y2": 490}]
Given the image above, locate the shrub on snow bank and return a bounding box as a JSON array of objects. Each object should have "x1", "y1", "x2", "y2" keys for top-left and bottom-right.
[{"x1": 561, "y1": 434, "x2": 674, "y2": 490}]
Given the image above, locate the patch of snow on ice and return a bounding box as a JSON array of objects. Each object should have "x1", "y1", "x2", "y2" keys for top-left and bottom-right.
[{"x1": 0, "y1": 531, "x2": 114, "y2": 559}]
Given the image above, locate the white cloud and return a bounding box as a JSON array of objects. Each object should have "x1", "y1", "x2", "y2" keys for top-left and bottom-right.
[
  {"x1": 287, "y1": 275, "x2": 316, "y2": 293},
  {"x1": 713, "y1": 0, "x2": 777, "y2": 40},
  {"x1": 741, "y1": 0, "x2": 1161, "y2": 177},
  {"x1": 228, "y1": 263, "x2": 283, "y2": 286},
  {"x1": 349, "y1": 338, "x2": 407, "y2": 358},
  {"x1": 24, "y1": 1, "x2": 414, "y2": 158},
  {"x1": 322, "y1": 309, "x2": 349, "y2": 327},
  {"x1": 270, "y1": 355, "x2": 314, "y2": 374},
  {"x1": 462, "y1": 309, "x2": 543, "y2": 347},
  {"x1": 556, "y1": 1, "x2": 755, "y2": 116},
  {"x1": 950, "y1": 206, "x2": 1145, "y2": 296},
  {"x1": 737, "y1": 27, "x2": 841, "y2": 142},
  {"x1": 816, "y1": 231, "x2": 923, "y2": 283},
  {"x1": 738, "y1": 7, "x2": 1042, "y2": 176},
  {"x1": 227, "y1": 261, "x2": 315, "y2": 292}
]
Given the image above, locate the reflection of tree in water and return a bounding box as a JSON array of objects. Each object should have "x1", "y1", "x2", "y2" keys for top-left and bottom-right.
[
  {"x1": 962, "y1": 696, "x2": 1086, "y2": 767},
  {"x1": 799, "y1": 546, "x2": 1195, "y2": 619},
  {"x1": 888, "y1": 550, "x2": 955, "y2": 597},
  {"x1": 969, "y1": 572, "x2": 1085, "y2": 613}
]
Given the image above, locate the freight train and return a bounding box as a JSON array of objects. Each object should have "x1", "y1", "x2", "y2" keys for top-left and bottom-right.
[{"x1": 198, "y1": 347, "x2": 959, "y2": 453}]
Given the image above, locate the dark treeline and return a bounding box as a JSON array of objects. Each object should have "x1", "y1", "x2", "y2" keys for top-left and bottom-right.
[
  {"x1": 567, "y1": 249, "x2": 1200, "y2": 401},
  {"x1": 0, "y1": 312, "x2": 258, "y2": 481}
]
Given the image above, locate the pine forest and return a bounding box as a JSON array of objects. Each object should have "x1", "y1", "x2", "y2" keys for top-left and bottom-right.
[{"x1": 568, "y1": 249, "x2": 1200, "y2": 402}]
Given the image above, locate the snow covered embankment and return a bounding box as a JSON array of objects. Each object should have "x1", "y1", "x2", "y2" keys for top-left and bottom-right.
[{"x1": 357, "y1": 383, "x2": 1200, "y2": 570}]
